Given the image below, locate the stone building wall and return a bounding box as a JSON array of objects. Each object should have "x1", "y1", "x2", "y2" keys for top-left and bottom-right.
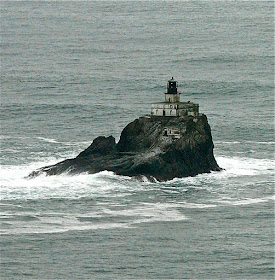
[{"x1": 151, "y1": 102, "x2": 199, "y2": 117}]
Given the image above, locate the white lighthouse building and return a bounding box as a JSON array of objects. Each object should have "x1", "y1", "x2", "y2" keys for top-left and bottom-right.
[{"x1": 151, "y1": 78, "x2": 199, "y2": 117}]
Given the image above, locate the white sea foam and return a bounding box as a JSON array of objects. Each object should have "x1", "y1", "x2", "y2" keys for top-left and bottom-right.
[
  {"x1": 0, "y1": 159, "x2": 143, "y2": 200},
  {"x1": 36, "y1": 137, "x2": 91, "y2": 147},
  {"x1": 192, "y1": 156, "x2": 274, "y2": 180},
  {"x1": 103, "y1": 202, "x2": 188, "y2": 224},
  {"x1": 0, "y1": 218, "x2": 130, "y2": 235},
  {"x1": 158, "y1": 156, "x2": 274, "y2": 190},
  {"x1": 216, "y1": 195, "x2": 274, "y2": 206},
  {"x1": 37, "y1": 137, "x2": 60, "y2": 144},
  {"x1": 0, "y1": 155, "x2": 273, "y2": 200},
  {"x1": 0, "y1": 201, "x2": 188, "y2": 235},
  {"x1": 0, "y1": 152, "x2": 273, "y2": 235},
  {"x1": 215, "y1": 141, "x2": 241, "y2": 145},
  {"x1": 177, "y1": 202, "x2": 217, "y2": 208},
  {"x1": 10, "y1": 194, "x2": 271, "y2": 236},
  {"x1": 216, "y1": 156, "x2": 274, "y2": 176},
  {"x1": 216, "y1": 141, "x2": 275, "y2": 145},
  {"x1": 1, "y1": 193, "x2": 272, "y2": 235}
]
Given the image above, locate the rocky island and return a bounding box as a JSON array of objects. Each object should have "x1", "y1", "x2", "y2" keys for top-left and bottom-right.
[{"x1": 29, "y1": 78, "x2": 221, "y2": 181}]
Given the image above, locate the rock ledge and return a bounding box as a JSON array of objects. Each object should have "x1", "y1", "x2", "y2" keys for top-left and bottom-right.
[{"x1": 29, "y1": 114, "x2": 221, "y2": 181}]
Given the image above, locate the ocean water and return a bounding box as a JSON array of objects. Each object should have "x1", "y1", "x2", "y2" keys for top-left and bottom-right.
[{"x1": 1, "y1": 1, "x2": 274, "y2": 279}]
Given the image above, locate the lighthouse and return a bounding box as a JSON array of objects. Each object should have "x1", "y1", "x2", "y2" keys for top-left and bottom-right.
[
  {"x1": 151, "y1": 78, "x2": 199, "y2": 117},
  {"x1": 165, "y1": 77, "x2": 180, "y2": 103}
]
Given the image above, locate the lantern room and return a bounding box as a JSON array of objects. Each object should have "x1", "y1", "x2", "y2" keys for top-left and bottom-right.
[
  {"x1": 165, "y1": 77, "x2": 180, "y2": 103},
  {"x1": 167, "y1": 77, "x2": 178, "y2": 94}
]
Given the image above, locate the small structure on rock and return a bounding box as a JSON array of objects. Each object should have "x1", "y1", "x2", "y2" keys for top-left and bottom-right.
[{"x1": 151, "y1": 77, "x2": 199, "y2": 117}]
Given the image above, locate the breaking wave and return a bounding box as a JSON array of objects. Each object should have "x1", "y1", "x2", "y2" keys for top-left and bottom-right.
[
  {"x1": 0, "y1": 153, "x2": 273, "y2": 235},
  {"x1": 0, "y1": 154, "x2": 274, "y2": 201}
]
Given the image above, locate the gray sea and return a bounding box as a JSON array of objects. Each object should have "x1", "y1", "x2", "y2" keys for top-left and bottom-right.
[{"x1": 1, "y1": 1, "x2": 274, "y2": 279}]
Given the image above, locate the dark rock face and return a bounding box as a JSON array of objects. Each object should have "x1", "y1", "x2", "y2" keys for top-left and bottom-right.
[{"x1": 29, "y1": 114, "x2": 221, "y2": 181}]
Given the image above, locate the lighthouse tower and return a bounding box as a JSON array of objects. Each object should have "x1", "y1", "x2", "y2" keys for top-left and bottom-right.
[
  {"x1": 165, "y1": 77, "x2": 180, "y2": 103},
  {"x1": 151, "y1": 78, "x2": 199, "y2": 117}
]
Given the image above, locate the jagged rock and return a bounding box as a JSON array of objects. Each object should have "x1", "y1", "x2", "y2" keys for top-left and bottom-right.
[{"x1": 28, "y1": 114, "x2": 221, "y2": 181}]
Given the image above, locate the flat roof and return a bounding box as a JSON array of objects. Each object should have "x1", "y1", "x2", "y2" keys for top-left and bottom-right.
[{"x1": 152, "y1": 101, "x2": 198, "y2": 105}]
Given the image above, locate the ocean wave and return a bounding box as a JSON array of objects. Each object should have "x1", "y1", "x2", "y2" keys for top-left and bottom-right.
[
  {"x1": 3, "y1": 193, "x2": 272, "y2": 235},
  {"x1": 0, "y1": 201, "x2": 188, "y2": 235},
  {"x1": 0, "y1": 154, "x2": 273, "y2": 200},
  {"x1": 0, "y1": 220, "x2": 130, "y2": 235},
  {"x1": 215, "y1": 140, "x2": 275, "y2": 145},
  {"x1": 36, "y1": 137, "x2": 91, "y2": 146},
  {"x1": 0, "y1": 153, "x2": 273, "y2": 235},
  {"x1": 215, "y1": 156, "x2": 274, "y2": 176},
  {"x1": 215, "y1": 195, "x2": 274, "y2": 206},
  {"x1": 0, "y1": 161, "x2": 145, "y2": 200},
  {"x1": 158, "y1": 155, "x2": 274, "y2": 187},
  {"x1": 37, "y1": 137, "x2": 60, "y2": 144}
]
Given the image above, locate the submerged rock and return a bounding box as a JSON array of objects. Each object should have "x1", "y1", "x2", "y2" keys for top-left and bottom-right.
[{"x1": 29, "y1": 114, "x2": 221, "y2": 181}]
